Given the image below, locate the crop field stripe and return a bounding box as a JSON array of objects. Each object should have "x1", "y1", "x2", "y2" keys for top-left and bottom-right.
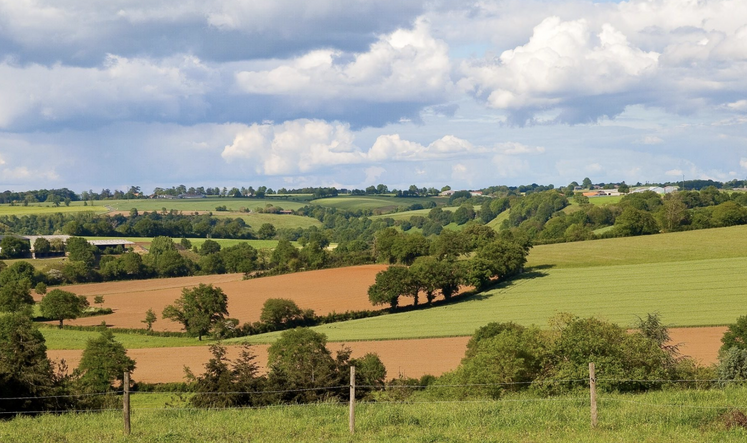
[{"x1": 238, "y1": 255, "x2": 747, "y2": 344}]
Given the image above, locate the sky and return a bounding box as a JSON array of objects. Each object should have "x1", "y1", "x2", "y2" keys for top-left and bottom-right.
[{"x1": 0, "y1": 0, "x2": 746, "y2": 193}]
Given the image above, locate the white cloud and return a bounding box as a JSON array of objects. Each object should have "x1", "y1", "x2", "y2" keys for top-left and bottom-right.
[
  {"x1": 741, "y1": 158, "x2": 747, "y2": 170},
  {"x1": 368, "y1": 134, "x2": 479, "y2": 161},
  {"x1": 235, "y1": 20, "x2": 452, "y2": 103},
  {"x1": 0, "y1": 54, "x2": 213, "y2": 129},
  {"x1": 221, "y1": 119, "x2": 362, "y2": 175},
  {"x1": 727, "y1": 100, "x2": 747, "y2": 111},
  {"x1": 0, "y1": 154, "x2": 5, "y2": 165},
  {"x1": 665, "y1": 168, "x2": 683, "y2": 177},
  {"x1": 459, "y1": 17, "x2": 659, "y2": 116},
  {"x1": 220, "y1": 117, "x2": 554, "y2": 175}
]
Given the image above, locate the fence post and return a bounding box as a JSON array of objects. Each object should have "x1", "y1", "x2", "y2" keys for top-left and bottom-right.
[
  {"x1": 589, "y1": 362, "x2": 597, "y2": 429},
  {"x1": 123, "y1": 371, "x2": 131, "y2": 436},
  {"x1": 349, "y1": 366, "x2": 356, "y2": 435}
]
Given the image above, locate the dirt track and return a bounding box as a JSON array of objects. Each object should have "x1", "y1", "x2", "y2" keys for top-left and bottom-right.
[
  {"x1": 36, "y1": 265, "x2": 390, "y2": 331},
  {"x1": 47, "y1": 327, "x2": 726, "y2": 384}
]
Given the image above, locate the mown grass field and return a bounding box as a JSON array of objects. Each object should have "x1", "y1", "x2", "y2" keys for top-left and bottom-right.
[
  {"x1": 0, "y1": 202, "x2": 108, "y2": 215},
  {"x1": 567, "y1": 194, "x2": 624, "y2": 206},
  {"x1": 104, "y1": 198, "x2": 308, "y2": 213},
  {"x1": 527, "y1": 225, "x2": 747, "y2": 269},
  {"x1": 4, "y1": 388, "x2": 747, "y2": 442},
  {"x1": 311, "y1": 195, "x2": 445, "y2": 212},
  {"x1": 38, "y1": 326, "x2": 207, "y2": 350},
  {"x1": 214, "y1": 212, "x2": 321, "y2": 230},
  {"x1": 1, "y1": 257, "x2": 67, "y2": 270},
  {"x1": 486, "y1": 209, "x2": 510, "y2": 230},
  {"x1": 236, "y1": 255, "x2": 747, "y2": 344}
]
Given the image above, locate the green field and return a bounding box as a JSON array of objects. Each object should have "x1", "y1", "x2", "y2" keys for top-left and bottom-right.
[
  {"x1": 4, "y1": 388, "x2": 747, "y2": 442},
  {"x1": 486, "y1": 209, "x2": 510, "y2": 230},
  {"x1": 311, "y1": 195, "x2": 446, "y2": 212},
  {"x1": 527, "y1": 225, "x2": 747, "y2": 269},
  {"x1": 38, "y1": 326, "x2": 209, "y2": 350},
  {"x1": 235, "y1": 255, "x2": 747, "y2": 344},
  {"x1": 214, "y1": 212, "x2": 321, "y2": 230},
  {"x1": 1, "y1": 257, "x2": 66, "y2": 270},
  {"x1": 370, "y1": 207, "x2": 434, "y2": 221},
  {"x1": 568, "y1": 195, "x2": 625, "y2": 206},
  {"x1": 104, "y1": 198, "x2": 308, "y2": 213},
  {"x1": 0, "y1": 202, "x2": 108, "y2": 215},
  {"x1": 229, "y1": 225, "x2": 747, "y2": 344}
]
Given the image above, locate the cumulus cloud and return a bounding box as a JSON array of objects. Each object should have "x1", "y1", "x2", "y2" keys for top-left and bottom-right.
[
  {"x1": 741, "y1": 158, "x2": 747, "y2": 170},
  {"x1": 0, "y1": 54, "x2": 213, "y2": 130},
  {"x1": 459, "y1": 16, "x2": 659, "y2": 123},
  {"x1": 220, "y1": 118, "x2": 538, "y2": 175},
  {"x1": 235, "y1": 20, "x2": 452, "y2": 103},
  {"x1": 221, "y1": 119, "x2": 362, "y2": 175},
  {"x1": 368, "y1": 134, "x2": 479, "y2": 161}
]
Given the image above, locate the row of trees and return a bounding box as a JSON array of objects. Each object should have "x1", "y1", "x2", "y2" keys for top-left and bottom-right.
[{"x1": 369, "y1": 235, "x2": 529, "y2": 308}]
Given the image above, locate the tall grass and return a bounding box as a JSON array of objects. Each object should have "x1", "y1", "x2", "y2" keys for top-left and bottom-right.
[{"x1": 4, "y1": 388, "x2": 747, "y2": 442}]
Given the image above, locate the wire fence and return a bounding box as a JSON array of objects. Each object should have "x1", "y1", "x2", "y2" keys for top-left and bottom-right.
[{"x1": 4, "y1": 368, "x2": 747, "y2": 435}]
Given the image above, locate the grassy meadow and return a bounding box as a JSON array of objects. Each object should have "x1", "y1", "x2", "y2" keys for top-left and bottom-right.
[
  {"x1": 4, "y1": 388, "x2": 747, "y2": 442},
  {"x1": 237, "y1": 255, "x2": 747, "y2": 344},
  {"x1": 213, "y1": 212, "x2": 321, "y2": 229},
  {"x1": 233, "y1": 225, "x2": 747, "y2": 344},
  {"x1": 527, "y1": 224, "x2": 747, "y2": 269},
  {"x1": 311, "y1": 195, "x2": 445, "y2": 212},
  {"x1": 38, "y1": 326, "x2": 205, "y2": 350},
  {"x1": 0, "y1": 202, "x2": 108, "y2": 215}
]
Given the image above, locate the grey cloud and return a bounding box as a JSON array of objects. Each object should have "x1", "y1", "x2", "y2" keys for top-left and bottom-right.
[{"x1": 0, "y1": 0, "x2": 424, "y2": 65}]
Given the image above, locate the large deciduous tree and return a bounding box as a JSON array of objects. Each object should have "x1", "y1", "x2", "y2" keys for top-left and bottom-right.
[
  {"x1": 40, "y1": 289, "x2": 89, "y2": 328},
  {"x1": 162, "y1": 283, "x2": 229, "y2": 340}
]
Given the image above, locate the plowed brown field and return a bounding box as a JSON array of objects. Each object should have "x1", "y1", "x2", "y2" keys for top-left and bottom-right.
[
  {"x1": 46, "y1": 327, "x2": 725, "y2": 384},
  {"x1": 36, "y1": 265, "x2": 389, "y2": 331}
]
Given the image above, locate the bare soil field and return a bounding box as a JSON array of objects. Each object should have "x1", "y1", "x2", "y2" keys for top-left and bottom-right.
[
  {"x1": 47, "y1": 327, "x2": 725, "y2": 384},
  {"x1": 48, "y1": 336, "x2": 470, "y2": 384},
  {"x1": 37, "y1": 265, "x2": 389, "y2": 331}
]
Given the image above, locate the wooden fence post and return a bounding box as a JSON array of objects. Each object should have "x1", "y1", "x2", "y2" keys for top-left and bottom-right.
[
  {"x1": 349, "y1": 366, "x2": 356, "y2": 435},
  {"x1": 123, "y1": 371, "x2": 131, "y2": 436},
  {"x1": 589, "y1": 362, "x2": 597, "y2": 429}
]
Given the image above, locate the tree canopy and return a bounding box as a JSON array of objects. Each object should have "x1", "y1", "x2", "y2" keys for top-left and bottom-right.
[{"x1": 162, "y1": 283, "x2": 229, "y2": 340}]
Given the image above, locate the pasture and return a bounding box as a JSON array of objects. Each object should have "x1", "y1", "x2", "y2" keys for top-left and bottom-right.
[
  {"x1": 311, "y1": 195, "x2": 445, "y2": 212},
  {"x1": 0, "y1": 202, "x2": 108, "y2": 215},
  {"x1": 103, "y1": 198, "x2": 308, "y2": 213},
  {"x1": 527, "y1": 224, "x2": 747, "y2": 269},
  {"x1": 238, "y1": 255, "x2": 747, "y2": 343},
  {"x1": 4, "y1": 388, "x2": 747, "y2": 442},
  {"x1": 213, "y1": 212, "x2": 321, "y2": 230}
]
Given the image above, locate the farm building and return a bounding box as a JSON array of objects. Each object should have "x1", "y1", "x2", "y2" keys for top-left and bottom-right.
[
  {"x1": 631, "y1": 186, "x2": 679, "y2": 194},
  {"x1": 0, "y1": 235, "x2": 134, "y2": 258}
]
